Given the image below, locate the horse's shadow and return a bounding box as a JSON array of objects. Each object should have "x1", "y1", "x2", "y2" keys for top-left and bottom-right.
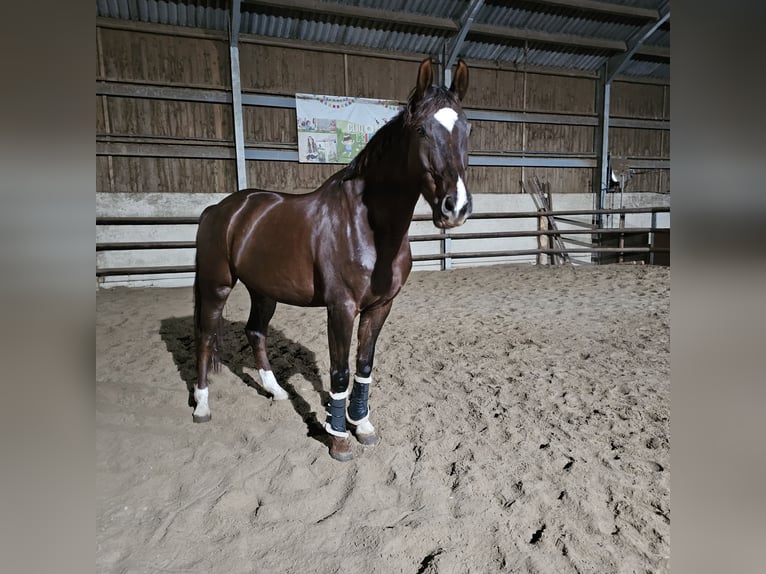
[{"x1": 159, "y1": 316, "x2": 331, "y2": 448}]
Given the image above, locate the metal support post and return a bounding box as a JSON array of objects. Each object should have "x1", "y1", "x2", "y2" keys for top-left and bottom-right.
[
  {"x1": 442, "y1": 0, "x2": 484, "y2": 86},
  {"x1": 229, "y1": 0, "x2": 247, "y2": 190},
  {"x1": 441, "y1": 232, "x2": 452, "y2": 270},
  {"x1": 593, "y1": 64, "x2": 611, "y2": 230}
]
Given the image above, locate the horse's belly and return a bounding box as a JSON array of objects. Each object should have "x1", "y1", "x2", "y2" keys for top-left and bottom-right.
[{"x1": 236, "y1": 252, "x2": 318, "y2": 306}]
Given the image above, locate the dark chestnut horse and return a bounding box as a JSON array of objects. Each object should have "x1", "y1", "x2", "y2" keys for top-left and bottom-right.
[{"x1": 193, "y1": 58, "x2": 472, "y2": 461}]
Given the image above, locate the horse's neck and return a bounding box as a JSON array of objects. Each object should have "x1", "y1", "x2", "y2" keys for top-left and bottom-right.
[
  {"x1": 359, "y1": 159, "x2": 421, "y2": 239},
  {"x1": 345, "y1": 117, "x2": 422, "y2": 236}
]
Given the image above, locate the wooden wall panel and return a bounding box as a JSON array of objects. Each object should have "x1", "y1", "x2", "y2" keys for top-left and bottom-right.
[
  {"x1": 107, "y1": 157, "x2": 236, "y2": 193},
  {"x1": 245, "y1": 107, "x2": 297, "y2": 144},
  {"x1": 97, "y1": 157, "x2": 112, "y2": 192},
  {"x1": 468, "y1": 166, "x2": 523, "y2": 195},
  {"x1": 247, "y1": 161, "x2": 340, "y2": 194},
  {"x1": 106, "y1": 98, "x2": 233, "y2": 140},
  {"x1": 97, "y1": 96, "x2": 107, "y2": 133},
  {"x1": 469, "y1": 121, "x2": 523, "y2": 153},
  {"x1": 526, "y1": 73, "x2": 595, "y2": 114},
  {"x1": 610, "y1": 127, "x2": 664, "y2": 157},
  {"x1": 470, "y1": 166, "x2": 600, "y2": 196},
  {"x1": 98, "y1": 29, "x2": 229, "y2": 87},
  {"x1": 346, "y1": 56, "x2": 419, "y2": 100},
  {"x1": 611, "y1": 81, "x2": 666, "y2": 119},
  {"x1": 525, "y1": 124, "x2": 594, "y2": 154},
  {"x1": 659, "y1": 169, "x2": 670, "y2": 194},
  {"x1": 524, "y1": 168, "x2": 593, "y2": 194},
  {"x1": 614, "y1": 168, "x2": 669, "y2": 194},
  {"x1": 625, "y1": 170, "x2": 659, "y2": 193},
  {"x1": 95, "y1": 23, "x2": 668, "y2": 199},
  {"x1": 462, "y1": 67, "x2": 524, "y2": 111},
  {"x1": 240, "y1": 44, "x2": 345, "y2": 95}
]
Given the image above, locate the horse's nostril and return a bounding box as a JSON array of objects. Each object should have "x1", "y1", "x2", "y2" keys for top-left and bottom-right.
[{"x1": 442, "y1": 195, "x2": 455, "y2": 215}]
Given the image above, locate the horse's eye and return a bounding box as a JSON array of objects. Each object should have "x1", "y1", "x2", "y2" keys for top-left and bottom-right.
[{"x1": 416, "y1": 126, "x2": 426, "y2": 136}]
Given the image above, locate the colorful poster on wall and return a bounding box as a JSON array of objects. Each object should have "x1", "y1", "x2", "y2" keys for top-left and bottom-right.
[{"x1": 295, "y1": 93, "x2": 402, "y2": 164}]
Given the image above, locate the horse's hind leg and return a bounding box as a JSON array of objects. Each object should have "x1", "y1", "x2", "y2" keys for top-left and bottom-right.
[
  {"x1": 245, "y1": 292, "x2": 289, "y2": 400},
  {"x1": 194, "y1": 279, "x2": 233, "y2": 423}
]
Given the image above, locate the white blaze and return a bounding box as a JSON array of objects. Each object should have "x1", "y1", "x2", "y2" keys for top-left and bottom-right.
[
  {"x1": 434, "y1": 107, "x2": 458, "y2": 133},
  {"x1": 455, "y1": 177, "x2": 467, "y2": 212}
]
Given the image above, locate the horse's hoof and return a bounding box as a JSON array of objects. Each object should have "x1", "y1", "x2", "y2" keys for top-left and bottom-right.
[
  {"x1": 329, "y1": 436, "x2": 354, "y2": 462},
  {"x1": 192, "y1": 413, "x2": 211, "y2": 423},
  {"x1": 355, "y1": 431, "x2": 378, "y2": 446},
  {"x1": 269, "y1": 388, "x2": 290, "y2": 401}
]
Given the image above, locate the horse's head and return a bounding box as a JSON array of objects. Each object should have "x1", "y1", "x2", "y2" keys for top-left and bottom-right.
[{"x1": 406, "y1": 58, "x2": 472, "y2": 229}]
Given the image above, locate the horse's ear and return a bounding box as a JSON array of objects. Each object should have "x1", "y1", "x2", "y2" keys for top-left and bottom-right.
[
  {"x1": 414, "y1": 57, "x2": 433, "y2": 102},
  {"x1": 449, "y1": 59, "x2": 469, "y2": 101}
]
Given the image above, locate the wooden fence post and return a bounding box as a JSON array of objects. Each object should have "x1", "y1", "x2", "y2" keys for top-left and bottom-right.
[{"x1": 537, "y1": 208, "x2": 548, "y2": 265}]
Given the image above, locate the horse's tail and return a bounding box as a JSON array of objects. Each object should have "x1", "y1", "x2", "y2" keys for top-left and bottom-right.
[{"x1": 193, "y1": 211, "x2": 223, "y2": 374}]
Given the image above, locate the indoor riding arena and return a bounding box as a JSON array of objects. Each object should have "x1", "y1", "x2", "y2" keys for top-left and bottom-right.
[{"x1": 97, "y1": 2, "x2": 670, "y2": 573}]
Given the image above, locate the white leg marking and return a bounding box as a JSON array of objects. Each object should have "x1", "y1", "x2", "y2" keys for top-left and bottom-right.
[
  {"x1": 455, "y1": 177, "x2": 467, "y2": 212},
  {"x1": 356, "y1": 418, "x2": 376, "y2": 436},
  {"x1": 346, "y1": 409, "x2": 376, "y2": 438},
  {"x1": 193, "y1": 386, "x2": 210, "y2": 418},
  {"x1": 434, "y1": 107, "x2": 458, "y2": 133},
  {"x1": 258, "y1": 369, "x2": 289, "y2": 400}
]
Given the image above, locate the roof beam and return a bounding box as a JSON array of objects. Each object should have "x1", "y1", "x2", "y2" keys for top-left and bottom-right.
[
  {"x1": 606, "y1": 1, "x2": 670, "y2": 82},
  {"x1": 444, "y1": 0, "x2": 485, "y2": 71},
  {"x1": 245, "y1": 0, "x2": 457, "y2": 33},
  {"x1": 520, "y1": 0, "x2": 659, "y2": 20},
  {"x1": 634, "y1": 44, "x2": 670, "y2": 59},
  {"x1": 470, "y1": 23, "x2": 625, "y2": 52}
]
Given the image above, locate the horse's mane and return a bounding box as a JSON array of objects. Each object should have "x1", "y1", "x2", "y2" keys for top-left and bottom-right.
[{"x1": 340, "y1": 85, "x2": 460, "y2": 182}]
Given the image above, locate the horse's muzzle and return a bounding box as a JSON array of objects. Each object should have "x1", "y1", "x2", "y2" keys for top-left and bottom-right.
[{"x1": 435, "y1": 193, "x2": 472, "y2": 228}]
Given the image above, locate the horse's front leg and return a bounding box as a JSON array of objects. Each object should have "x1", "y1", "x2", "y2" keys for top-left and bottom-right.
[
  {"x1": 325, "y1": 302, "x2": 358, "y2": 462},
  {"x1": 347, "y1": 300, "x2": 394, "y2": 446}
]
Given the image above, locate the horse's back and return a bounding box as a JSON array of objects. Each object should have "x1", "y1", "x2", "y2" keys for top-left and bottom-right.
[
  {"x1": 196, "y1": 189, "x2": 281, "y2": 260},
  {"x1": 198, "y1": 188, "x2": 302, "y2": 244},
  {"x1": 199, "y1": 188, "x2": 283, "y2": 222}
]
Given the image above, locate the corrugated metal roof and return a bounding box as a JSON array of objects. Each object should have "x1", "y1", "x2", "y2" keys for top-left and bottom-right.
[
  {"x1": 96, "y1": 0, "x2": 229, "y2": 29},
  {"x1": 96, "y1": 0, "x2": 669, "y2": 80}
]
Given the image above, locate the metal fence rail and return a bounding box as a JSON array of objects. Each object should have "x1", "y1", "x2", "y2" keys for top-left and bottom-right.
[{"x1": 96, "y1": 206, "x2": 670, "y2": 278}]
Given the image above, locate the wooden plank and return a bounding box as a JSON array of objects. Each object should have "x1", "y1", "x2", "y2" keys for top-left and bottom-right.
[
  {"x1": 611, "y1": 81, "x2": 667, "y2": 119},
  {"x1": 525, "y1": 73, "x2": 596, "y2": 115},
  {"x1": 105, "y1": 157, "x2": 237, "y2": 193},
  {"x1": 461, "y1": 67, "x2": 525, "y2": 110},
  {"x1": 345, "y1": 56, "x2": 420, "y2": 100},
  {"x1": 104, "y1": 97, "x2": 234, "y2": 140},
  {"x1": 98, "y1": 27, "x2": 229, "y2": 88},
  {"x1": 239, "y1": 44, "x2": 345, "y2": 95}
]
